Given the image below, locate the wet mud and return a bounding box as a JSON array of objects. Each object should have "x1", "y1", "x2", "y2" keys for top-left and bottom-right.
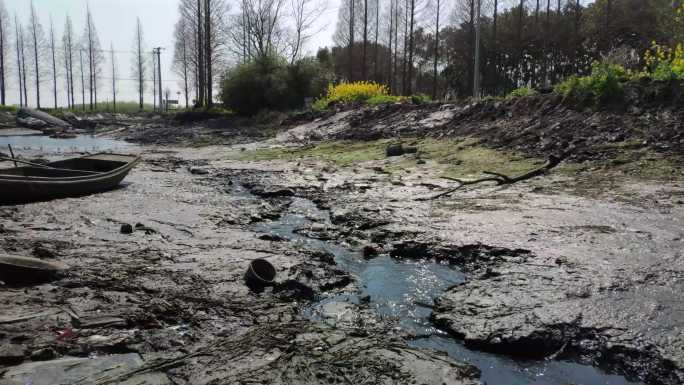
[{"x1": 2, "y1": 99, "x2": 683, "y2": 384}]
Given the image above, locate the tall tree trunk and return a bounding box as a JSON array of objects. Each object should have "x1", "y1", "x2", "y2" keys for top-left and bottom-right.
[
  {"x1": 182, "y1": 36, "x2": 189, "y2": 108},
  {"x1": 388, "y1": 0, "x2": 393, "y2": 92},
  {"x1": 492, "y1": 0, "x2": 498, "y2": 95},
  {"x1": 362, "y1": 0, "x2": 368, "y2": 79},
  {"x1": 68, "y1": 22, "x2": 74, "y2": 108},
  {"x1": 205, "y1": 0, "x2": 212, "y2": 106},
  {"x1": 517, "y1": 0, "x2": 524, "y2": 85},
  {"x1": 111, "y1": 47, "x2": 116, "y2": 111},
  {"x1": 406, "y1": 0, "x2": 414, "y2": 95},
  {"x1": 50, "y1": 19, "x2": 57, "y2": 109},
  {"x1": 0, "y1": 14, "x2": 5, "y2": 105},
  {"x1": 393, "y1": 0, "x2": 398, "y2": 93},
  {"x1": 31, "y1": 11, "x2": 41, "y2": 108},
  {"x1": 136, "y1": 21, "x2": 143, "y2": 110},
  {"x1": 432, "y1": 0, "x2": 440, "y2": 99},
  {"x1": 21, "y1": 30, "x2": 27, "y2": 107},
  {"x1": 79, "y1": 49, "x2": 85, "y2": 110},
  {"x1": 197, "y1": 0, "x2": 204, "y2": 106},
  {"x1": 401, "y1": 0, "x2": 408, "y2": 95},
  {"x1": 468, "y1": 0, "x2": 474, "y2": 95},
  {"x1": 373, "y1": 0, "x2": 379, "y2": 81},
  {"x1": 87, "y1": 11, "x2": 93, "y2": 110},
  {"x1": 64, "y1": 45, "x2": 70, "y2": 108},
  {"x1": 14, "y1": 16, "x2": 22, "y2": 107},
  {"x1": 348, "y1": 0, "x2": 354, "y2": 81}
]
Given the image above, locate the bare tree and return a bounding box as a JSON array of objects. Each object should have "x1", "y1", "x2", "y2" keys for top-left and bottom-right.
[
  {"x1": 173, "y1": 18, "x2": 191, "y2": 108},
  {"x1": 405, "y1": 0, "x2": 415, "y2": 95},
  {"x1": 432, "y1": 0, "x2": 443, "y2": 99},
  {"x1": 373, "y1": 0, "x2": 379, "y2": 80},
  {"x1": 387, "y1": 0, "x2": 394, "y2": 91},
  {"x1": 14, "y1": 15, "x2": 22, "y2": 107},
  {"x1": 78, "y1": 47, "x2": 85, "y2": 110},
  {"x1": 132, "y1": 18, "x2": 146, "y2": 110},
  {"x1": 49, "y1": 16, "x2": 58, "y2": 109},
  {"x1": 110, "y1": 42, "x2": 116, "y2": 111},
  {"x1": 0, "y1": 0, "x2": 9, "y2": 106},
  {"x1": 205, "y1": 0, "x2": 212, "y2": 106},
  {"x1": 83, "y1": 4, "x2": 104, "y2": 109},
  {"x1": 196, "y1": 0, "x2": 204, "y2": 107},
  {"x1": 288, "y1": 0, "x2": 326, "y2": 63},
  {"x1": 349, "y1": 0, "x2": 355, "y2": 80},
  {"x1": 362, "y1": 0, "x2": 368, "y2": 79},
  {"x1": 62, "y1": 15, "x2": 76, "y2": 108},
  {"x1": 28, "y1": 0, "x2": 46, "y2": 108}
]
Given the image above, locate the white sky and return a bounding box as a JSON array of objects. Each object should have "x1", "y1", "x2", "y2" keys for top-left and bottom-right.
[{"x1": 5, "y1": 0, "x2": 341, "y2": 107}]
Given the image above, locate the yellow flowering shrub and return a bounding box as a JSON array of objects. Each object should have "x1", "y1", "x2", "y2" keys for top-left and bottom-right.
[
  {"x1": 324, "y1": 81, "x2": 390, "y2": 104},
  {"x1": 312, "y1": 81, "x2": 393, "y2": 111}
]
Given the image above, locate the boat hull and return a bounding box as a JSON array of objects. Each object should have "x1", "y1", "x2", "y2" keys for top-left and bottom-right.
[{"x1": 0, "y1": 153, "x2": 140, "y2": 205}]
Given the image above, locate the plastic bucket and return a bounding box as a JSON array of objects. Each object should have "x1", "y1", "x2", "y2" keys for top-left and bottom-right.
[{"x1": 244, "y1": 258, "x2": 276, "y2": 291}]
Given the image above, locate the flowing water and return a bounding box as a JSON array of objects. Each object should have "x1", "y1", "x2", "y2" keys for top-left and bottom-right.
[
  {"x1": 0, "y1": 135, "x2": 135, "y2": 154},
  {"x1": 257, "y1": 197, "x2": 642, "y2": 385}
]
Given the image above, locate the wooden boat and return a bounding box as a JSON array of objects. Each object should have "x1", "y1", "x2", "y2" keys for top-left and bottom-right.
[{"x1": 0, "y1": 153, "x2": 141, "y2": 205}]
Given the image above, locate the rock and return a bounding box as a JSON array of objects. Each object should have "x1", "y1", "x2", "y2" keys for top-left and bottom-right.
[
  {"x1": 362, "y1": 245, "x2": 379, "y2": 259},
  {"x1": 0, "y1": 344, "x2": 25, "y2": 365},
  {"x1": 33, "y1": 245, "x2": 56, "y2": 259},
  {"x1": 251, "y1": 187, "x2": 296, "y2": 197},
  {"x1": 189, "y1": 167, "x2": 210, "y2": 175},
  {"x1": 386, "y1": 143, "x2": 405, "y2": 157},
  {"x1": 120, "y1": 223, "x2": 133, "y2": 234},
  {"x1": 30, "y1": 347, "x2": 57, "y2": 361},
  {"x1": 403, "y1": 146, "x2": 418, "y2": 154},
  {"x1": 258, "y1": 233, "x2": 286, "y2": 242}
]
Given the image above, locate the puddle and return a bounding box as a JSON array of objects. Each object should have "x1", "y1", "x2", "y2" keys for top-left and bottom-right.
[
  {"x1": 255, "y1": 196, "x2": 642, "y2": 385},
  {"x1": 0, "y1": 135, "x2": 135, "y2": 154}
]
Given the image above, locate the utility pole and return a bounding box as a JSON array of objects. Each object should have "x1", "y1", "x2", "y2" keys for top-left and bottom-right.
[
  {"x1": 152, "y1": 50, "x2": 156, "y2": 111},
  {"x1": 473, "y1": 0, "x2": 481, "y2": 99},
  {"x1": 153, "y1": 47, "x2": 163, "y2": 112}
]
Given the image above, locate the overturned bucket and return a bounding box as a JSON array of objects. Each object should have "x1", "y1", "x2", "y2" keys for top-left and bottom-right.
[{"x1": 244, "y1": 258, "x2": 276, "y2": 292}]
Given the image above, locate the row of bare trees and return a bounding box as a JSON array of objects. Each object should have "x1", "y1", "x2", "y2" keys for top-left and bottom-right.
[
  {"x1": 0, "y1": 0, "x2": 166, "y2": 110},
  {"x1": 0, "y1": 0, "x2": 110, "y2": 109}
]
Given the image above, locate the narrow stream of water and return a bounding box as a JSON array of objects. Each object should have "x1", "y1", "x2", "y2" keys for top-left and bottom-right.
[
  {"x1": 0, "y1": 135, "x2": 134, "y2": 154},
  {"x1": 256, "y1": 197, "x2": 641, "y2": 385}
]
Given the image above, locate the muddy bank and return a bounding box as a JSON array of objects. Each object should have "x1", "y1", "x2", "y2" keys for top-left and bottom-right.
[
  {"x1": 0, "y1": 149, "x2": 481, "y2": 385},
  {"x1": 274, "y1": 93, "x2": 684, "y2": 162},
  {"x1": 224, "y1": 144, "x2": 683, "y2": 385}
]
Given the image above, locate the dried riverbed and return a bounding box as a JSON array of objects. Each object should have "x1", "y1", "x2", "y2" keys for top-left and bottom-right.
[{"x1": 1, "y1": 105, "x2": 683, "y2": 384}]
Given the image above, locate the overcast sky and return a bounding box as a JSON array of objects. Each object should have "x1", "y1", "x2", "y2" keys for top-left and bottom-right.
[{"x1": 5, "y1": 0, "x2": 341, "y2": 107}]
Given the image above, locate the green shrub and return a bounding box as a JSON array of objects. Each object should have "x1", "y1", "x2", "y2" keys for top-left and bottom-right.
[
  {"x1": 312, "y1": 98, "x2": 329, "y2": 111},
  {"x1": 220, "y1": 55, "x2": 331, "y2": 116},
  {"x1": 410, "y1": 93, "x2": 431, "y2": 105},
  {"x1": 554, "y1": 61, "x2": 626, "y2": 106},
  {"x1": 506, "y1": 87, "x2": 538, "y2": 99}
]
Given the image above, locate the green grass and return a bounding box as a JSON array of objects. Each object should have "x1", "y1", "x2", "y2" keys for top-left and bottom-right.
[
  {"x1": 228, "y1": 139, "x2": 394, "y2": 165},
  {"x1": 47, "y1": 101, "x2": 156, "y2": 114},
  {"x1": 0, "y1": 105, "x2": 18, "y2": 113},
  {"x1": 227, "y1": 137, "x2": 544, "y2": 179}
]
